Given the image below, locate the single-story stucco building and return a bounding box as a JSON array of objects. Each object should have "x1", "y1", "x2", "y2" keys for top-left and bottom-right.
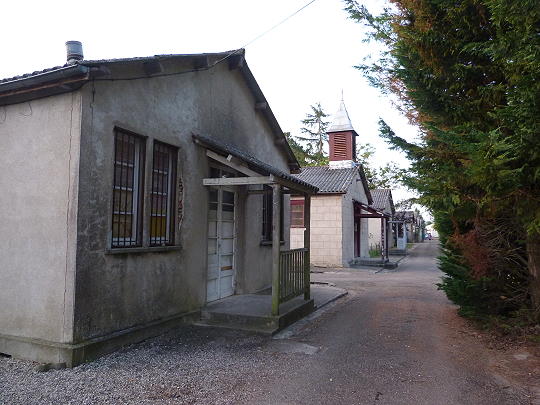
[
  {"x1": 0, "y1": 42, "x2": 317, "y2": 366},
  {"x1": 290, "y1": 100, "x2": 373, "y2": 267}
]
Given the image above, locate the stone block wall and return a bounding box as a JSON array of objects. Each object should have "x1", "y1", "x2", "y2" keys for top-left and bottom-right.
[{"x1": 306, "y1": 195, "x2": 343, "y2": 267}]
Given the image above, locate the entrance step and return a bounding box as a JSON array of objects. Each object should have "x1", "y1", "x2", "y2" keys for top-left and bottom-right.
[
  {"x1": 350, "y1": 257, "x2": 399, "y2": 269},
  {"x1": 198, "y1": 310, "x2": 279, "y2": 334},
  {"x1": 389, "y1": 248, "x2": 407, "y2": 255},
  {"x1": 196, "y1": 294, "x2": 314, "y2": 335}
]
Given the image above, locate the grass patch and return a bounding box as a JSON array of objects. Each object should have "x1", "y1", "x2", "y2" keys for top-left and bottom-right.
[
  {"x1": 368, "y1": 243, "x2": 382, "y2": 258},
  {"x1": 369, "y1": 249, "x2": 381, "y2": 258}
]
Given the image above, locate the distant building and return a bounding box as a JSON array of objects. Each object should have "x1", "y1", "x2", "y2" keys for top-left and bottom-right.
[
  {"x1": 290, "y1": 99, "x2": 373, "y2": 267},
  {"x1": 368, "y1": 189, "x2": 396, "y2": 253},
  {"x1": 394, "y1": 210, "x2": 426, "y2": 243}
]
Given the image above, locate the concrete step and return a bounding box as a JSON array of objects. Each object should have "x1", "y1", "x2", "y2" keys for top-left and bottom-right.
[
  {"x1": 350, "y1": 257, "x2": 399, "y2": 269},
  {"x1": 198, "y1": 311, "x2": 279, "y2": 335},
  {"x1": 350, "y1": 257, "x2": 387, "y2": 266},
  {"x1": 196, "y1": 295, "x2": 315, "y2": 335}
]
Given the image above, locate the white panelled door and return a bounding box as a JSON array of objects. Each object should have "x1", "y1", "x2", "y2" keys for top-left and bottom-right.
[{"x1": 207, "y1": 187, "x2": 236, "y2": 302}]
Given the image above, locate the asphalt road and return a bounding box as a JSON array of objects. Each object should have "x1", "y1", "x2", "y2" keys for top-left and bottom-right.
[
  {"x1": 245, "y1": 240, "x2": 533, "y2": 405},
  {"x1": 1, "y1": 240, "x2": 535, "y2": 405}
]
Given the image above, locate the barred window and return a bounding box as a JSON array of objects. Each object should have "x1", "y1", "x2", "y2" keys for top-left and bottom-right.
[
  {"x1": 290, "y1": 200, "x2": 304, "y2": 228},
  {"x1": 112, "y1": 130, "x2": 145, "y2": 247},
  {"x1": 150, "y1": 142, "x2": 177, "y2": 246}
]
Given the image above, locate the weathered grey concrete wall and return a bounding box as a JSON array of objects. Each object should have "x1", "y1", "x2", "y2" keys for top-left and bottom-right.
[
  {"x1": 0, "y1": 92, "x2": 81, "y2": 347},
  {"x1": 236, "y1": 191, "x2": 290, "y2": 294},
  {"x1": 342, "y1": 173, "x2": 369, "y2": 264},
  {"x1": 74, "y1": 60, "x2": 291, "y2": 341}
]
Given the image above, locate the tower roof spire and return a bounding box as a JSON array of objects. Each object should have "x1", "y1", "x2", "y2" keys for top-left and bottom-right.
[{"x1": 327, "y1": 97, "x2": 354, "y2": 133}]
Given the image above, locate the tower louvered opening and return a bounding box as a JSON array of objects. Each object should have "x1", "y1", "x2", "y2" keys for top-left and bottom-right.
[
  {"x1": 333, "y1": 133, "x2": 348, "y2": 159},
  {"x1": 329, "y1": 131, "x2": 354, "y2": 161}
]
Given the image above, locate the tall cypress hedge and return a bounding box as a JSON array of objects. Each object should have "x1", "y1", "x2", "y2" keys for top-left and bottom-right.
[{"x1": 343, "y1": 0, "x2": 540, "y2": 323}]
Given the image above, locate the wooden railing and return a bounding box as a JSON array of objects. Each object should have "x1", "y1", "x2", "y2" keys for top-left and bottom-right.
[{"x1": 278, "y1": 248, "x2": 309, "y2": 304}]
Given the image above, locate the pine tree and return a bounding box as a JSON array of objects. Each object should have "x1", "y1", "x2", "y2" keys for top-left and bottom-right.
[
  {"x1": 284, "y1": 132, "x2": 310, "y2": 167},
  {"x1": 297, "y1": 103, "x2": 330, "y2": 164}
]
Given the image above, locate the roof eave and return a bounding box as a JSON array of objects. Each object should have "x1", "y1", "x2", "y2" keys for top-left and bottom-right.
[
  {"x1": 0, "y1": 64, "x2": 90, "y2": 106},
  {"x1": 327, "y1": 129, "x2": 359, "y2": 137},
  {"x1": 388, "y1": 190, "x2": 396, "y2": 215}
]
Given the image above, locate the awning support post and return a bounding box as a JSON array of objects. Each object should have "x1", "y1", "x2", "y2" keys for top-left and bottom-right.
[
  {"x1": 303, "y1": 193, "x2": 311, "y2": 301},
  {"x1": 381, "y1": 217, "x2": 385, "y2": 262},
  {"x1": 385, "y1": 217, "x2": 390, "y2": 260},
  {"x1": 271, "y1": 184, "x2": 281, "y2": 317}
]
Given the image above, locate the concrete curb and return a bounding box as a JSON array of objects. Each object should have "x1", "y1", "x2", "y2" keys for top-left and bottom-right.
[
  {"x1": 311, "y1": 281, "x2": 336, "y2": 287},
  {"x1": 311, "y1": 282, "x2": 348, "y2": 311},
  {"x1": 273, "y1": 287, "x2": 349, "y2": 340},
  {"x1": 374, "y1": 254, "x2": 409, "y2": 273},
  {"x1": 314, "y1": 290, "x2": 348, "y2": 310}
]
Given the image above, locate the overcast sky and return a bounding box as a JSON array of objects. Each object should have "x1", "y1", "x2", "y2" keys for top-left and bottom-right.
[{"x1": 0, "y1": 0, "x2": 428, "y2": 218}]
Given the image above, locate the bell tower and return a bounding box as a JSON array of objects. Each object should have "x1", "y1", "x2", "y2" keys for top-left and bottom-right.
[{"x1": 327, "y1": 98, "x2": 357, "y2": 169}]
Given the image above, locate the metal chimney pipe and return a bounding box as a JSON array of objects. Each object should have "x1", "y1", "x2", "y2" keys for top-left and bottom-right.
[{"x1": 66, "y1": 41, "x2": 83, "y2": 64}]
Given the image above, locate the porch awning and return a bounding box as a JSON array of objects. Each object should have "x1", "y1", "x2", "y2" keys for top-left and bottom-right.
[
  {"x1": 193, "y1": 134, "x2": 319, "y2": 194},
  {"x1": 354, "y1": 200, "x2": 391, "y2": 218}
]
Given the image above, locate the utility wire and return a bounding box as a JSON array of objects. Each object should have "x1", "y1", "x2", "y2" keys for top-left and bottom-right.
[
  {"x1": 94, "y1": 0, "x2": 320, "y2": 81},
  {"x1": 213, "y1": 0, "x2": 319, "y2": 66},
  {"x1": 244, "y1": 0, "x2": 318, "y2": 48}
]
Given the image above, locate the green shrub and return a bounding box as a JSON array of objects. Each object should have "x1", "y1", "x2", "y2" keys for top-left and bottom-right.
[{"x1": 437, "y1": 245, "x2": 531, "y2": 320}]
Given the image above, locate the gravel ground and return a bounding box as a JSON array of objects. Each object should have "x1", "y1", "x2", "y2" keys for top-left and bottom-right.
[{"x1": 0, "y1": 326, "x2": 281, "y2": 405}]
